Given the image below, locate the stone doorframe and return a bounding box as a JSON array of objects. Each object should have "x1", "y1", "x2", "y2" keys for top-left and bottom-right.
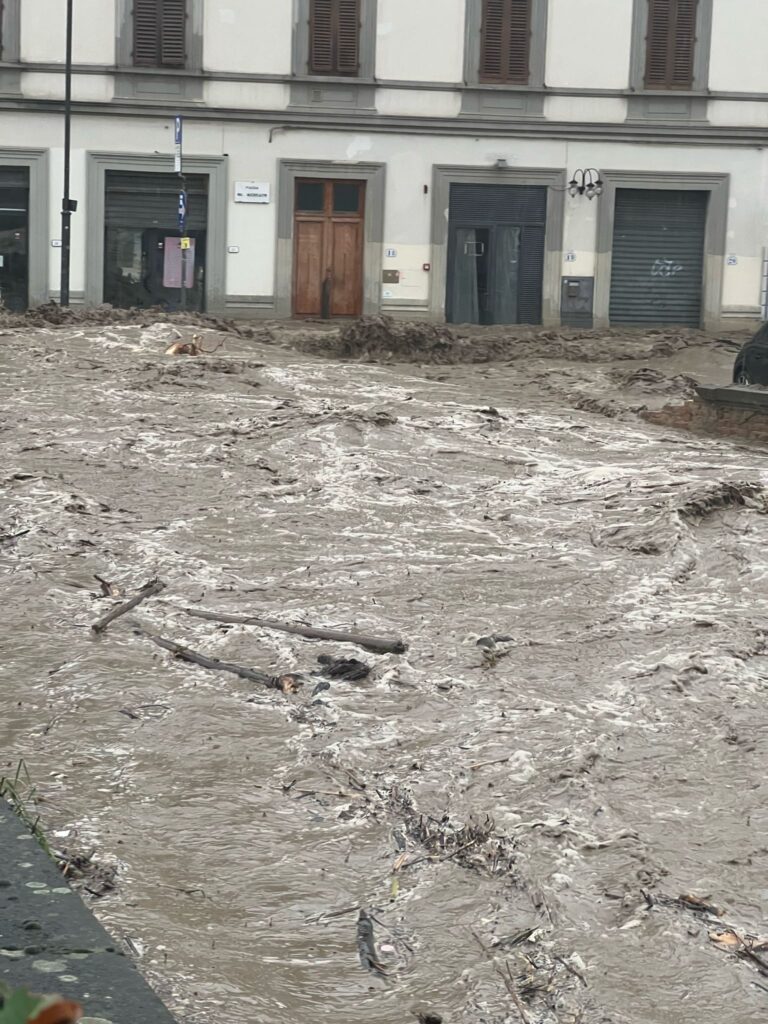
[
  {"x1": 84, "y1": 151, "x2": 228, "y2": 311},
  {"x1": 594, "y1": 170, "x2": 729, "y2": 331},
  {"x1": 275, "y1": 159, "x2": 386, "y2": 318},
  {"x1": 430, "y1": 165, "x2": 567, "y2": 325},
  {"x1": 0, "y1": 148, "x2": 49, "y2": 307}
]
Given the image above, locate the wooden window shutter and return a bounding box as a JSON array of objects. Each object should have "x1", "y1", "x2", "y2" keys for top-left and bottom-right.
[
  {"x1": 645, "y1": 0, "x2": 698, "y2": 89},
  {"x1": 309, "y1": 0, "x2": 360, "y2": 75},
  {"x1": 133, "y1": 0, "x2": 160, "y2": 66},
  {"x1": 134, "y1": 0, "x2": 186, "y2": 68},
  {"x1": 480, "y1": 0, "x2": 531, "y2": 85},
  {"x1": 160, "y1": 0, "x2": 187, "y2": 67},
  {"x1": 336, "y1": 0, "x2": 360, "y2": 75},
  {"x1": 670, "y1": 0, "x2": 698, "y2": 87}
]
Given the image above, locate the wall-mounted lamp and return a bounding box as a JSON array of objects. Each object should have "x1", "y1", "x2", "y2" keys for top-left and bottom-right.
[
  {"x1": 568, "y1": 168, "x2": 604, "y2": 200},
  {"x1": 494, "y1": 158, "x2": 509, "y2": 169}
]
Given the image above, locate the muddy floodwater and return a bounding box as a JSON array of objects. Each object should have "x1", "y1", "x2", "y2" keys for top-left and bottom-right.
[{"x1": 2, "y1": 322, "x2": 768, "y2": 1024}]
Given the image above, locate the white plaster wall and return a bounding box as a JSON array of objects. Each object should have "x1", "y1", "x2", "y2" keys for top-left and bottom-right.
[
  {"x1": 376, "y1": 0, "x2": 465, "y2": 82},
  {"x1": 710, "y1": 0, "x2": 768, "y2": 93},
  {"x1": 375, "y1": 88, "x2": 461, "y2": 118},
  {"x1": 708, "y1": 101, "x2": 768, "y2": 128},
  {"x1": 204, "y1": 0, "x2": 292, "y2": 75},
  {"x1": 21, "y1": 0, "x2": 116, "y2": 64},
  {"x1": 21, "y1": 73, "x2": 115, "y2": 103},
  {"x1": 204, "y1": 82, "x2": 290, "y2": 111},
  {"x1": 545, "y1": 96, "x2": 628, "y2": 123},
  {"x1": 546, "y1": 0, "x2": 633, "y2": 89}
]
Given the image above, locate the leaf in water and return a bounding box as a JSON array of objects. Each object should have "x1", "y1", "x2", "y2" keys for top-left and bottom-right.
[
  {"x1": 709, "y1": 929, "x2": 742, "y2": 951},
  {"x1": 28, "y1": 998, "x2": 83, "y2": 1024},
  {"x1": 0, "y1": 989, "x2": 45, "y2": 1024},
  {"x1": 29, "y1": 1002, "x2": 82, "y2": 1024}
]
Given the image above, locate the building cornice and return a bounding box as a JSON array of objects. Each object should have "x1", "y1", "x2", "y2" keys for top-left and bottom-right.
[
  {"x1": 1, "y1": 95, "x2": 766, "y2": 147},
  {"x1": 3, "y1": 60, "x2": 768, "y2": 104}
]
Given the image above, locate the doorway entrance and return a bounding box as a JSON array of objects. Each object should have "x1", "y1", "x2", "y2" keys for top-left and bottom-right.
[
  {"x1": 293, "y1": 179, "x2": 365, "y2": 317},
  {"x1": 446, "y1": 183, "x2": 547, "y2": 325},
  {"x1": 0, "y1": 167, "x2": 29, "y2": 311},
  {"x1": 103, "y1": 170, "x2": 209, "y2": 311}
]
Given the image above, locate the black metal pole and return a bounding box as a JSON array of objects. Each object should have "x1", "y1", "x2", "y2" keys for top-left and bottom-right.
[{"x1": 60, "y1": 0, "x2": 74, "y2": 306}]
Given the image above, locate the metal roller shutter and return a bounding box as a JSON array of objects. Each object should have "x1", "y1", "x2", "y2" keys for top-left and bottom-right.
[
  {"x1": 609, "y1": 188, "x2": 707, "y2": 327},
  {"x1": 104, "y1": 171, "x2": 208, "y2": 230},
  {"x1": 0, "y1": 167, "x2": 30, "y2": 190},
  {"x1": 449, "y1": 183, "x2": 546, "y2": 225}
]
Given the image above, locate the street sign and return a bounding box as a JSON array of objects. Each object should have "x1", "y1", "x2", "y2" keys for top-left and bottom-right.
[
  {"x1": 180, "y1": 237, "x2": 191, "y2": 250},
  {"x1": 234, "y1": 181, "x2": 271, "y2": 204},
  {"x1": 174, "y1": 115, "x2": 183, "y2": 174},
  {"x1": 178, "y1": 190, "x2": 187, "y2": 234}
]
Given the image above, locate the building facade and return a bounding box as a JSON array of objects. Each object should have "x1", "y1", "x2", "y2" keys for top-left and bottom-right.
[{"x1": 0, "y1": 0, "x2": 766, "y2": 329}]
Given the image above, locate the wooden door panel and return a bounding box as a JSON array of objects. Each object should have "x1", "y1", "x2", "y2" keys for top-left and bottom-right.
[
  {"x1": 330, "y1": 219, "x2": 362, "y2": 316},
  {"x1": 293, "y1": 219, "x2": 325, "y2": 316}
]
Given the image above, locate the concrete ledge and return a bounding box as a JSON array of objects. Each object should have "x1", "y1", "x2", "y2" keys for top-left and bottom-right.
[
  {"x1": 696, "y1": 383, "x2": 768, "y2": 409},
  {"x1": 0, "y1": 804, "x2": 177, "y2": 1023},
  {"x1": 644, "y1": 385, "x2": 768, "y2": 443}
]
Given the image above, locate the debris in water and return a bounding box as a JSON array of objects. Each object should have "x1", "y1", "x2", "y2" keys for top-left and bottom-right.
[
  {"x1": 317, "y1": 654, "x2": 370, "y2": 681},
  {"x1": 130, "y1": 624, "x2": 303, "y2": 694},
  {"x1": 165, "y1": 334, "x2": 224, "y2": 357},
  {"x1": 180, "y1": 605, "x2": 407, "y2": 654},
  {"x1": 356, "y1": 909, "x2": 388, "y2": 977},
  {"x1": 91, "y1": 578, "x2": 166, "y2": 635}
]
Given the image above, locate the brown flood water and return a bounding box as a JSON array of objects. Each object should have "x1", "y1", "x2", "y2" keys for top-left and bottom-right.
[{"x1": 1, "y1": 323, "x2": 768, "y2": 1024}]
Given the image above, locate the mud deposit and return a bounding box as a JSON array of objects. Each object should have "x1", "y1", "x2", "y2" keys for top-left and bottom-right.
[{"x1": 2, "y1": 322, "x2": 767, "y2": 1024}]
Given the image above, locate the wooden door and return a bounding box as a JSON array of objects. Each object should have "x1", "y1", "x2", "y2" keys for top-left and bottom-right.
[{"x1": 293, "y1": 179, "x2": 365, "y2": 317}]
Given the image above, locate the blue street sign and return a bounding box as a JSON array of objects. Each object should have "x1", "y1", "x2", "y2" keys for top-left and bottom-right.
[
  {"x1": 178, "y1": 190, "x2": 187, "y2": 234},
  {"x1": 174, "y1": 115, "x2": 183, "y2": 173}
]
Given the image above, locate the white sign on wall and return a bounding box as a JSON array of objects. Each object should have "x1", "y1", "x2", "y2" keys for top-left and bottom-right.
[{"x1": 234, "y1": 181, "x2": 271, "y2": 204}]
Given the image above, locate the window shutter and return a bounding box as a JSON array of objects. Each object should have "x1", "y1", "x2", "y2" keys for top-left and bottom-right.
[
  {"x1": 506, "y1": 0, "x2": 531, "y2": 83},
  {"x1": 310, "y1": 0, "x2": 335, "y2": 73},
  {"x1": 134, "y1": 0, "x2": 186, "y2": 68},
  {"x1": 336, "y1": 0, "x2": 360, "y2": 75},
  {"x1": 645, "y1": 0, "x2": 698, "y2": 89},
  {"x1": 480, "y1": 0, "x2": 531, "y2": 84},
  {"x1": 670, "y1": 0, "x2": 698, "y2": 87},
  {"x1": 134, "y1": 0, "x2": 160, "y2": 66},
  {"x1": 309, "y1": 0, "x2": 360, "y2": 75},
  {"x1": 160, "y1": 0, "x2": 187, "y2": 67}
]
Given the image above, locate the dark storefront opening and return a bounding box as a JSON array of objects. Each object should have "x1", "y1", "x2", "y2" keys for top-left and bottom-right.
[
  {"x1": 446, "y1": 183, "x2": 547, "y2": 325},
  {"x1": 103, "y1": 170, "x2": 209, "y2": 311},
  {"x1": 0, "y1": 167, "x2": 30, "y2": 312}
]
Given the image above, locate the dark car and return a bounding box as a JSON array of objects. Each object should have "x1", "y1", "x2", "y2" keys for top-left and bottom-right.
[{"x1": 733, "y1": 323, "x2": 768, "y2": 385}]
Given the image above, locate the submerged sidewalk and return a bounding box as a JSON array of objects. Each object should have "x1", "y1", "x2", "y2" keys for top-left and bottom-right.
[{"x1": 0, "y1": 804, "x2": 176, "y2": 1023}]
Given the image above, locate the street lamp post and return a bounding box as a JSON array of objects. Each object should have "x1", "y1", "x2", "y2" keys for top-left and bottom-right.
[{"x1": 60, "y1": 0, "x2": 75, "y2": 306}]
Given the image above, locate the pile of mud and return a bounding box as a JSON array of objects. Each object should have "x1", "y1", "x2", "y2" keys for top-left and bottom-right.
[
  {"x1": 287, "y1": 314, "x2": 725, "y2": 365},
  {"x1": 0, "y1": 301, "x2": 274, "y2": 342}
]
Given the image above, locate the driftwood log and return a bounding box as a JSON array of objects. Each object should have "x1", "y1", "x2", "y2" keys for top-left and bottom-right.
[
  {"x1": 179, "y1": 606, "x2": 407, "y2": 655},
  {"x1": 132, "y1": 625, "x2": 302, "y2": 694},
  {"x1": 91, "y1": 579, "x2": 165, "y2": 634}
]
